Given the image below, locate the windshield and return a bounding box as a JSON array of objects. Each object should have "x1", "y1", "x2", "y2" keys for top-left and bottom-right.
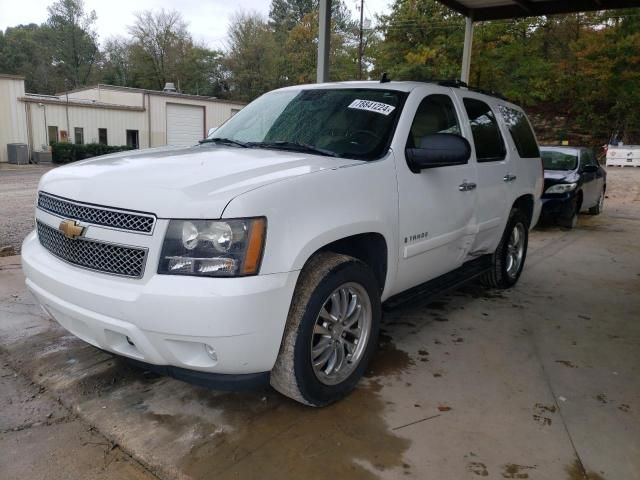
[
  {"x1": 210, "y1": 88, "x2": 407, "y2": 160},
  {"x1": 541, "y1": 149, "x2": 578, "y2": 170}
]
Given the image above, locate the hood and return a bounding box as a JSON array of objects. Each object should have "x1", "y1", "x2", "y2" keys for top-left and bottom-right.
[
  {"x1": 543, "y1": 169, "x2": 579, "y2": 190},
  {"x1": 39, "y1": 145, "x2": 360, "y2": 218}
]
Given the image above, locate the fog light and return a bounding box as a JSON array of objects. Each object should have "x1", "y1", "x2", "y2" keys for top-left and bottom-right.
[{"x1": 204, "y1": 344, "x2": 217, "y2": 361}]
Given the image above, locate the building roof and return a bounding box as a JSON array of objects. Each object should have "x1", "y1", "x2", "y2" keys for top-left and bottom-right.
[
  {"x1": 0, "y1": 73, "x2": 26, "y2": 81},
  {"x1": 56, "y1": 84, "x2": 246, "y2": 106},
  {"x1": 437, "y1": 0, "x2": 640, "y2": 21},
  {"x1": 20, "y1": 95, "x2": 145, "y2": 112}
]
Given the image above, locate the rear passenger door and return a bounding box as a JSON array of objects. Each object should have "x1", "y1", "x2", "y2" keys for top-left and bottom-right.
[{"x1": 456, "y1": 94, "x2": 511, "y2": 255}]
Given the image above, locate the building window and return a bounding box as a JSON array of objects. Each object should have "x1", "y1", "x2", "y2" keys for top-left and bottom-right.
[
  {"x1": 47, "y1": 126, "x2": 59, "y2": 145},
  {"x1": 74, "y1": 127, "x2": 84, "y2": 145},
  {"x1": 98, "y1": 128, "x2": 108, "y2": 145},
  {"x1": 126, "y1": 130, "x2": 139, "y2": 149}
]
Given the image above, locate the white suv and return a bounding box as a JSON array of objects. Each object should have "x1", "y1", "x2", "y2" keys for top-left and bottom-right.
[{"x1": 22, "y1": 81, "x2": 542, "y2": 406}]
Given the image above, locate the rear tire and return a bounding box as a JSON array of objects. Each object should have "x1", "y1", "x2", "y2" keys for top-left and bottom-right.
[
  {"x1": 270, "y1": 252, "x2": 381, "y2": 406},
  {"x1": 481, "y1": 209, "x2": 529, "y2": 289}
]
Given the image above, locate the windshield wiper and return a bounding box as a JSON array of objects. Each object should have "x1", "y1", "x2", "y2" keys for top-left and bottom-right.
[
  {"x1": 248, "y1": 141, "x2": 339, "y2": 158},
  {"x1": 200, "y1": 137, "x2": 249, "y2": 148}
]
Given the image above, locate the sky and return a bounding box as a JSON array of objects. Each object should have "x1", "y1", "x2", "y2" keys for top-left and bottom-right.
[{"x1": 0, "y1": 0, "x2": 392, "y2": 50}]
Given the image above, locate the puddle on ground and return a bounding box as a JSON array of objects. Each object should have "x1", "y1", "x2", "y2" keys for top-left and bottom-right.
[
  {"x1": 566, "y1": 459, "x2": 606, "y2": 480},
  {"x1": 176, "y1": 383, "x2": 411, "y2": 480},
  {"x1": 365, "y1": 331, "x2": 415, "y2": 378},
  {"x1": 8, "y1": 328, "x2": 413, "y2": 480},
  {"x1": 502, "y1": 463, "x2": 536, "y2": 478}
]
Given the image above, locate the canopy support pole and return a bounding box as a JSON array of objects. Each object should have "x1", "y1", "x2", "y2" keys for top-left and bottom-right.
[
  {"x1": 317, "y1": 0, "x2": 332, "y2": 83},
  {"x1": 461, "y1": 16, "x2": 474, "y2": 84}
]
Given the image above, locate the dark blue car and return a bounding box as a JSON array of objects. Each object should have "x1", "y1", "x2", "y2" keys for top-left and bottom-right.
[{"x1": 540, "y1": 146, "x2": 607, "y2": 228}]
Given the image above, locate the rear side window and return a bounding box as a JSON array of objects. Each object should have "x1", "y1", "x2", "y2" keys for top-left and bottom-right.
[
  {"x1": 463, "y1": 98, "x2": 505, "y2": 162},
  {"x1": 499, "y1": 106, "x2": 540, "y2": 158}
]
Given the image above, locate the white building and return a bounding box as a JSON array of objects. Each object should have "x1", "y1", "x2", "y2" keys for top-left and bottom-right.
[{"x1": 0, "y1": 73, "x2": 245, "y2": 163}]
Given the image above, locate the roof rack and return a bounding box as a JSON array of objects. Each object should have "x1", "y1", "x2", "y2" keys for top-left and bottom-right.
[{"x1": 436, "y1": 79, "x2": 508, "y2": 102}]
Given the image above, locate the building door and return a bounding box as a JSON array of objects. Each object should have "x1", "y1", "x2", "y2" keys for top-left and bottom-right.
[
  {"x1": 126, "y1": 130, "x2": 139, "y2": 149},
  {"x1": 47, "y1": 126, "x2": 58, "y2": 145},
  {"x1": 166, "y1": 104, "x2": 205, "y2": 146}
]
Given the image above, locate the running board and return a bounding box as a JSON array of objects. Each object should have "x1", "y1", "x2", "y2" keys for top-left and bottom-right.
[{"x1": 383, "y1": 255, "x2": 492, "y2": 310}]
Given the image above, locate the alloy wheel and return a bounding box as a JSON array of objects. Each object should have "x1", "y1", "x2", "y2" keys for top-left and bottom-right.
[
  {"x1": 505, "y1": 223, "x2": 525, "y2": 279},
  {"x1": 310, "y1": 282, "x2": 372, "y2": 385}
]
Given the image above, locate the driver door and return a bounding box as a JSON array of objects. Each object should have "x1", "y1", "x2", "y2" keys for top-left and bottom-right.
[{"x1": 393, "y1": 90, "x2": 478, "y2": 294}]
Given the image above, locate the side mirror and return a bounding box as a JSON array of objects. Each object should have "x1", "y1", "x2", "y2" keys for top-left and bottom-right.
[
  {"x1": 582, "y1": 164, "x2": 598, "y2": 173},
  {"x1": 207, "y1": 127, "x2": 217, "y2": 138},
  {"x1": 405, "y1": 134, "x2": 472, "y2": 173}
]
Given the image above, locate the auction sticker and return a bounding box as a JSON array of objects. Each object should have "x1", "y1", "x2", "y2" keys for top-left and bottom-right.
[{"x1": 348, "y1": 99, "x2": 396, "y2": 116}]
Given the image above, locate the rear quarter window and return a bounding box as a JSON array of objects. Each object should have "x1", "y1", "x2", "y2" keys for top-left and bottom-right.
[{"x1": 498, "y1": 106, "x2": 540, "y2": 158}]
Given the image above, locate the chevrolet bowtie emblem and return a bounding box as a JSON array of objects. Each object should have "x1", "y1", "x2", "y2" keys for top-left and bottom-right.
[{"x1": 58, "y1": 220, "x2": 85, "y2": 239}]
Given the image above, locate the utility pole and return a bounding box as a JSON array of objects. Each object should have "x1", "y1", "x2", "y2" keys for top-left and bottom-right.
[{"x1": 358, "y1": 0, "x2": 364, "y2": 80}]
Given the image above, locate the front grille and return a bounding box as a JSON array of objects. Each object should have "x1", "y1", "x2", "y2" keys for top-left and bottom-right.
[
  {"x1": 37, "y1": 221, "x2": 147, "y2": 278},
  {"x1": 38, "y1": 192, "x2": 155, "y2": 234}
]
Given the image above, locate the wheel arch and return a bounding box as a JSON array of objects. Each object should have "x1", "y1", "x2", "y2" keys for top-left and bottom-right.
[
  {"x1": 512, "y1": 194, "x2": 535, "y2": 228},
  {"x1": 297, "y1": 232, "x2": 389, "y2": 293}
]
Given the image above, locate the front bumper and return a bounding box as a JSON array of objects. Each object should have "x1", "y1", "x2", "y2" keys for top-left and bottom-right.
[
  {"x1": 541, "y1": 193, "x2": 576, "y2": 220},
  {"x1": 22, "y1": 231, "x2": 299, "y2": 375}
]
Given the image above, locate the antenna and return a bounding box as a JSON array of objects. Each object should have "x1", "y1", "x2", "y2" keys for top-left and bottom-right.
[{"x1": 380, "y1": 72, "x2": 390, "y2": 83}]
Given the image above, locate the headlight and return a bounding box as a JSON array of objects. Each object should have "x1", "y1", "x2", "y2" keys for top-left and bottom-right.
[
  {"x1": 545, "y1": 183, "x2": 577, "y2": 194},
  {"x1": 158, "y1": 218, "x2": 266, "y2": 277}
]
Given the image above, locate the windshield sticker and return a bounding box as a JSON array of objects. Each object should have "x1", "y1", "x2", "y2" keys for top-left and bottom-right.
[{"x1": 348, "y1": 99, "x2": 396, "y2": 116}]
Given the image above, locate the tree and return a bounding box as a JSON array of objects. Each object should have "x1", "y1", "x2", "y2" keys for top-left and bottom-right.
[
  {"x1": 371, "y1": 0, "x2": 464, "y2": 81},
  {"x1": 225, "y1": 12, "x2": 279, "y2": 101},
  {"x1": 46, "y1": 0, "x2": 99, "y2": 88},
  {"x1": 128, "y1": 9, "x2": 191, "y2": 90},
  {"x1": 269, "y1": 0, "x2": 354, "y2": 35},
  {"x1": 101, "y1": 37, "x2": 136, "y2": 87},
  {"x1": 0, "y1": 24, "x2": 61, "y2": 94}
]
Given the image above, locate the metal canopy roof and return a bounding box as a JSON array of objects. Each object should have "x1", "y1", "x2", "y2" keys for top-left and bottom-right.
[{"x1": 438, "y1": 0, "x2": 640, "y2": 21}]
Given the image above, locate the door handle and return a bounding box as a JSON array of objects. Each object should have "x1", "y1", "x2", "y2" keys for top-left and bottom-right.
[
  {"x1": 459, "y1": 182, "x2": 477, "y2": 191},
  {"x1": 503, "y1": 174, "x2": 517, "y2": 182}
]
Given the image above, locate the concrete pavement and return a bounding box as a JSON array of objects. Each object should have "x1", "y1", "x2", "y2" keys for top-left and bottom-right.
[{"x1": 0, "y1": 168, "x2": 638, "y2": 480}]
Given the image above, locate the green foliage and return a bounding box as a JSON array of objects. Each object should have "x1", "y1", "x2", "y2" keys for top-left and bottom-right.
[
  {"x1": 225, "y1": 13, "x2": 280, "y2": 102},
  {"x1": 51, "y1": 142, "x2": 133, "y2": 163},
  {"x1": 46, "y1": 0, "x2": 99, "y2": 88},
  {"x1": 2, "y1": 0, "x2": 639, "y2": 144},
  {"x1": 372, "y1": 1, "x2": 640, "y2": 143},
  {"x1": 371, "y1": 0, "x2": 465, "y2": 81}
]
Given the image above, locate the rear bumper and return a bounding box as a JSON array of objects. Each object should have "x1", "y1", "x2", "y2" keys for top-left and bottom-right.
[{"x1": 22, "y1": 231, "x2": 299, "y2": 375}]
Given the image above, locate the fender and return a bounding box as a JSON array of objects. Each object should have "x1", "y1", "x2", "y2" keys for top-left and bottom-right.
[{"x1": 222, "y1": 155, "x2": 400, "y2": 299}]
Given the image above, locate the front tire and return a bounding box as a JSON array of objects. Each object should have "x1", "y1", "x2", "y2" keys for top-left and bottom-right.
[
  {"x1": 481, "y1": 209, "x2": 529, "y2": 289},
  {"x1": 589, "y1": 188, "x2": 605, "y2": 215},
  {"x1": 270, "y1": 252, "x2": 381, "y2": 406}
]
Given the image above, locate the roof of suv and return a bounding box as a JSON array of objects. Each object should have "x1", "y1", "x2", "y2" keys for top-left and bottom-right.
[
  {"x1": 277, "y1": 81, "x2": 426, "y2": 93},
  {"x1": 275, "y1": 80, "x2": 512, "y2": 104},
  {"x1": 540, "y1": 145, "x2": 591, "y2": 153}
]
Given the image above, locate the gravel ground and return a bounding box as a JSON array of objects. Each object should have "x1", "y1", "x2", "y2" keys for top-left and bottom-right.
[{"x1": 0, "y1": 164, "x2": 56, "y2": 254}]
